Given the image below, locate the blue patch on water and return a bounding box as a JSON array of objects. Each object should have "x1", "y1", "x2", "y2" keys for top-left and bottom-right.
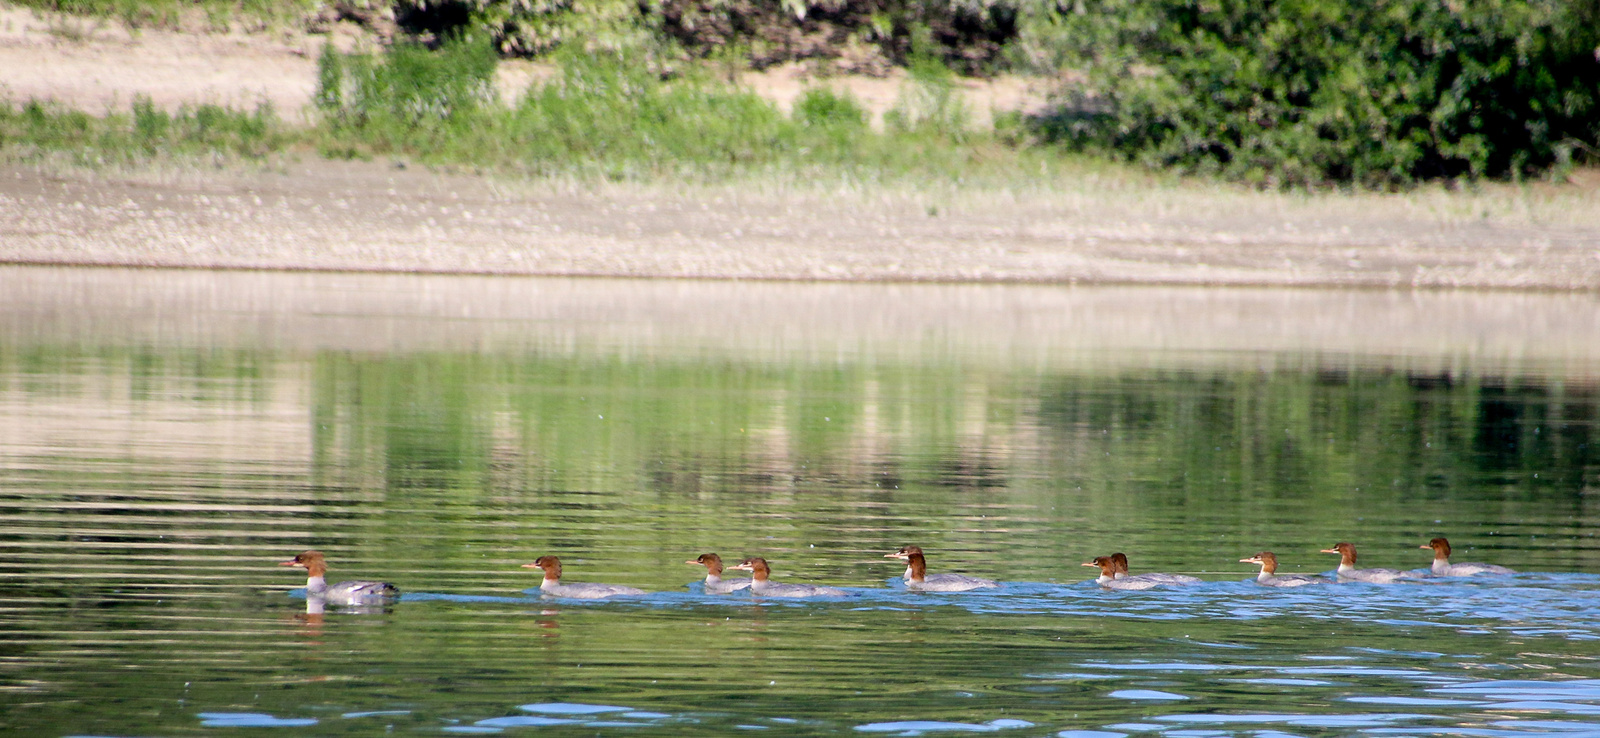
[
  {"x1": 854, "y1": 719, "x2": 1033, "y2": 735},
  {"x1": 1277, "y1": 666, "x2": 1425, "y2": 676},
  {"x1": 342, "y1": 710, "x2": 412, "y2": 718},
  {"x1": 198, "y1": 712, "x2": 318, "y2": 728},
  {"x1": 1432, "y1": 679, "x2": 1600, "y2": 698},
  {"x1": 1344, "y1": 696, "x2": 1483, "y2": 706},
  {"x1": 1486, "y1": 701, "x2": 1600, "y2": 715},
  {"x1": 1027, "y1": 672, "x2": 1124, "y2": 680},
  {"x1": 519, "y1": 702, "x2": 634, "y2": 714},
  {"x1": 1109, "y1": 689, "x2": 1189, "y2": 700},
  {"x1": 1154, "y1": 712, "x2": 1435, "y2": 728},
  {"x1": 1087, "y1": 662, "x2": 1230, "y2": 672},
  {"x1": 1057, "y1": 731, "x2": 1128, "y2": 737},
  {"x1": 1488, "y1": 719, "x2": 1600, "y2": 733},
  {"x1": 440, "y1": 727, "x2": 503, "y2": 734},
  {"x1": 1227, "y1": 678, "x2": 1333, "y2": 686}
]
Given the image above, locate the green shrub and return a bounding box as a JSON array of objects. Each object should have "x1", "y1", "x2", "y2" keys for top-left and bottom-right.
[
  {"x1": 508, "y1": 50, "x2": 789, "y2": 175},
  {"x1": 885, "y1": 55, "x2": 971, "y2": 140},
  {"x1": 315, "y1": 34, "x2": 499, "y2": 154},
  {"x1": 393, "y1": 0, "x2": 648, "y2": 57},
  {"x1": 793, "y1": 87, "x2": 869, "y2": 130},
  {"x1": 1020, "y1": 0, "x2": 1600, "y2": 186}
]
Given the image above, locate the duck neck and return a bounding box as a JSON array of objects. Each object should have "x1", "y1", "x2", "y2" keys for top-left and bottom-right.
[
  {"x1": 305, "y1": 574, "x2": 328, "y2": 594},
  {"x1": 907, "y1": 554, "x2": 927, "y2": 583}
]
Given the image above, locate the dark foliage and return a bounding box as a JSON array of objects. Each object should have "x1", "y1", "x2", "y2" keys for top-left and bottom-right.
[{"x1": 1022, "y1": 0, "x2": 1600, "y2": 185}]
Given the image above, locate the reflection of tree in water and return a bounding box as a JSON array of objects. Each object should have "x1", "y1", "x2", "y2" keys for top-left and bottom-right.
[
  {"x1": 1473, "y1": 380, "x2": 1598, "y2": 488},
  {"x1": 1032, "y1": 368, "x2": 1600, "y2": 510}
]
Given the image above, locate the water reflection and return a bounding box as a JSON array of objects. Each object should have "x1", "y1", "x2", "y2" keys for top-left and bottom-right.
[{"x1": 2, "y1": 266, "x2": 1600, "y2": 737}]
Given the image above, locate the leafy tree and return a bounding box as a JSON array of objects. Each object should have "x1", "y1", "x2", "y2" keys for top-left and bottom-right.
[{"x1": 1020, "y1": 0, "x2": 1600, "y2": 186}]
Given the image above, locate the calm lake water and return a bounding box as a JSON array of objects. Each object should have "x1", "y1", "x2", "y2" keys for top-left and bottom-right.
[{"x1": 3, "y1": 266, "x2": 1600, "y2": 737}]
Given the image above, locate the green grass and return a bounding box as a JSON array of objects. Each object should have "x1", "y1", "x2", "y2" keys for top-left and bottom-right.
[
  {"x1": 308, "y1": 39, "x2": 1073, "y2": 188},
  {"x1": 0, "y1": 39, "x2": 1086, "y2": 192},
  {"x1": 0, "y1": 96, "x2": 292, "y2": 167},
  {"x1": 10, "y1": 0, "x2": 320, "y2": 30}
]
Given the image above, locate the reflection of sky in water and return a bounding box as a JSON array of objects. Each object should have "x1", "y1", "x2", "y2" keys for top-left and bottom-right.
[
  {"x1": 442, "y1": 703, "x2": 684, "y2": 733},
  {"x1": 855, "y1": 718, "x2": 1034, "y2": 735},
  {"x1": 269, "y1": 577, "x2": 1600, "y2": 736},
  {"x1": 197, "y1": 712, "x2": 319, "y2": 727}
]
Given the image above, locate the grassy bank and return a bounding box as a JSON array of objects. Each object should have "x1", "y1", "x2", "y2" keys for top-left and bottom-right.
[
  {"x1": 1, "y1": 25, "x2": 1593, "y2": 202},
  {"x1": 311, "y1": 41, "x2": 1056, "y2": 185},
  {"x1": 8, "y1": 0, "x2": 318, "y2": 30},
  {"x1": 0, "y1": 97, "x2": 289, "y2": 167},
  {"x1": 0, "y1": 37, "x2": 1105, "y2": 191}
]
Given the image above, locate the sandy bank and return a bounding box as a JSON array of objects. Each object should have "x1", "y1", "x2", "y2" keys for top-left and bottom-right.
[{"x1": 2, "y1": 160, "x2": 1599, "y2": 289}]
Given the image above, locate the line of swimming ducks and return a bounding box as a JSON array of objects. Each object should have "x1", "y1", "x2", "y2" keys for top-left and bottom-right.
[{"x1": 281, "y1": 537, "x2": 1513, "y2": 605}]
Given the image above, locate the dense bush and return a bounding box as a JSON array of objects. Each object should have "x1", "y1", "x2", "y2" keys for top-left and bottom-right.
[
  {"x1": 1020, "y1": 0, "x2": 1600, "y2": 185},
  {"x1": 393, "y1": 0, "x2": 1019, "y2": 74}
]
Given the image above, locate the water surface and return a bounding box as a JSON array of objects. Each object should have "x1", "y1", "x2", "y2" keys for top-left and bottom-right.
[{"x1": 2, "y1": 267, "x2": 1599, "y2": 736}]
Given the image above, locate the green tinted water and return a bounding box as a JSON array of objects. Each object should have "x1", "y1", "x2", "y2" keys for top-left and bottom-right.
[{"x1": 2, "y1": 267, "x2": 1599, "y2": 737}]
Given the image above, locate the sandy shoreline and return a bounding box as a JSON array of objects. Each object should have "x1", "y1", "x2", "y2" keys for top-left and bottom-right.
[
  {"x1": 3, "y1": 4, "x2": 1599, "y2": 289},
  {"x1": 4, "y1": 160, "x2": 1599, "y2": 289}
]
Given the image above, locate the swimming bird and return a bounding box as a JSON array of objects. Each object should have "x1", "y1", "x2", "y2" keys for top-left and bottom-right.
[
  {"x1": 885, "y1": 545, "x2": 998, "y2": 592},
  {"x1": 523, "y1": 555, "x2": 646, "y2": 599},
  {"x1": 1112, "y1": 552, "x2": 1202, "y2": 585},
  {"x1": 1240, "y1": 551, "x2": 1326, "y2": 587},
  {"x1": 725, "y1": 557, "x2": 848, "y2": 598},
  {"x1": 279, "y1": 550, "x2": 398, "y2": 606},
  {"x1": 686, "y1": 553, "x2": 752, "y2": 593},
  {"x1": 1421, "y1": 537, "x2": 1515, "y2": 576},
  {"x1": 1320, "y1": 542, "x2": 1428, "y2": 583},
  {"x1": 1084, "y1": 556, "x2": 1163, "y2": 590}
]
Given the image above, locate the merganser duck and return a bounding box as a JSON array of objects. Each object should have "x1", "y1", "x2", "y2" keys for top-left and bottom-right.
[
  {"x1": 725, "y1": 557, "x2": 848, "y2": 598},
  {"x1": 885, "y1": 545, "x2": 998, "y2": 592},
  {"x1": 1320, "y1": 542, "x2": 1428, "y2": 583},
  {"x1": 279, "y1": 550, "x2": 398, "y2": 605},
  {"x1": 1084, "y1": 556, "x2": 1161, "y2": 590},
  {"x1": 1421, "y1": 537, "x2": 1515, "y2": 576},
  {"x1": 686, "y1": 553, "x2": 752, "y2": 593},
  {"x1": 523, "y1": 555, "x2": 645, "y2": 599},
  {"x1": 1240, "y1": 551, "x2": 1325, "y2": 587},
  {"x1": 1111, "y1": 552, "x2": 1202, "y2": 585}
]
